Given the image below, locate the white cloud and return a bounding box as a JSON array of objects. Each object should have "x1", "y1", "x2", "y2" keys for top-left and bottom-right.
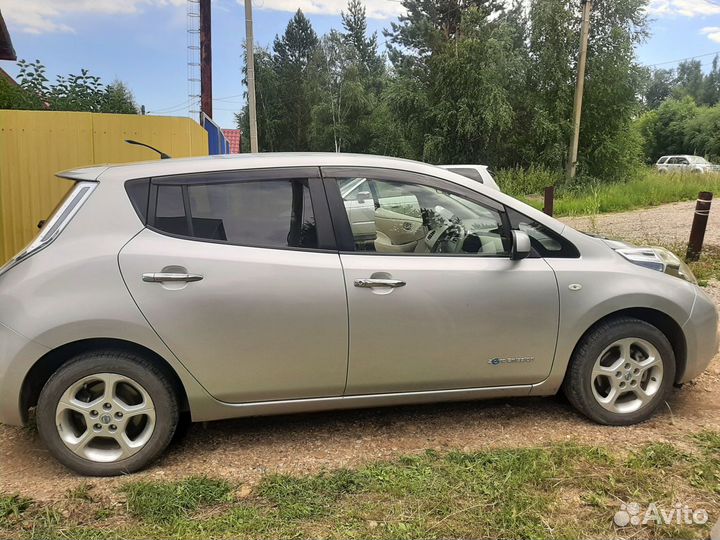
[
  {"x1": 648, "y1": 0, "x2": 720, "y2": 17},
  {"x1": 0, "y1": 0, "x2": 185, "y2": 34},
  {"x1": 701, "y1": 25, "x2": 720, "y2": 42},
  {"x1": 249, "y1": 0, "x2": 404, "y2": 20}
]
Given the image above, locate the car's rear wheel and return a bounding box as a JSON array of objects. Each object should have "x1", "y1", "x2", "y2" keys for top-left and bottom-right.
[
  {"x1": 563, "y1": 317, "x2": 675, "y2": 425},
  {"x1": 36, "y1": 350, "x2": 178, "y2": 476}
]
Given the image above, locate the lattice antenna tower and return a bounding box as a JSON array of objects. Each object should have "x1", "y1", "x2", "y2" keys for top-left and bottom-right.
[{"x1": 187, "y1": 0, "x2": 201, "y2": 119}]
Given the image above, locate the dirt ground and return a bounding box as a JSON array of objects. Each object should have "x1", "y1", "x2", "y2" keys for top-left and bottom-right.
[
  {"x1": 1, "y1": 201, "x2": 719, "y2": 502},
  {"x1": 562, "y1": 199, "x2": 720, "y2": 247}
]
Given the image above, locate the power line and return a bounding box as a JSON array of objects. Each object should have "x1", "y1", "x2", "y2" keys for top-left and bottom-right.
[{"x1": 646, "y1": 50, "x2": 720, "y2": 67}]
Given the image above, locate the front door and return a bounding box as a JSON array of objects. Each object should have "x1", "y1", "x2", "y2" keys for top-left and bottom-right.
[
  {"x1": 323, "y1": 167, "x2": 560, "y2": 395},
  {"x1": 119, "y1": 169, "x2": 348, "y2": 403}
]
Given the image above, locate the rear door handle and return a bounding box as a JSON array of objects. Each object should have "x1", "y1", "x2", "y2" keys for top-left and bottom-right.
[
  {"x1": 142, "y1": 272, "x2": 204, "y2": 283},
  {"x1": 354, "y1": 278, "x2": 406, "y2": 289}
]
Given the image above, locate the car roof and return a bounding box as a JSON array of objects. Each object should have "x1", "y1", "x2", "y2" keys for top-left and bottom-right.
[
  {"x1": 58, "y1": 152, "x2": 568, "y2": 235},
  {"x1": 59, "y1": 153, "x2": 440, "y2": 182},
  {"x1": 439, "y1": 164, "x2": 488, "y2": 171}
]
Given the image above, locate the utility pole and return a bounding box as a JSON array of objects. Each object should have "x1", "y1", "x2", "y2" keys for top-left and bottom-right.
[
  {"x1": 245, "y1": 0, "x2": 259, "y2": 152},
  {"x1": 200, "y1": 0, "x2": 212, "y2": 120},
  {"x1": 566, "y1": 0, "x2": 592, "y2": 180}
]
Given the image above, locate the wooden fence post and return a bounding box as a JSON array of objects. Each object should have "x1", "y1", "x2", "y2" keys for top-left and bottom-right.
[
  {"x1": 686, "y1": 191, "x2": 713, "y2": 262},
  {"x1": 543, "y1": 186, "x2": 555, "y2": 217}
]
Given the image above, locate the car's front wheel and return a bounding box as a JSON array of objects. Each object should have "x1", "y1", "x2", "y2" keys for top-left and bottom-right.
[
  {"x1": 563, "y1": 317, "x2": 676, "y2": 425},
  {"x1": 36, "y1": 350, "x2": 179, "y2": 476}
]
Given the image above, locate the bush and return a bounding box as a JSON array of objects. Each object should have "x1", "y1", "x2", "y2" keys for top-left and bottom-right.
[{"x1": 495, "y1": 165, "x2": 564, "y2": 196}]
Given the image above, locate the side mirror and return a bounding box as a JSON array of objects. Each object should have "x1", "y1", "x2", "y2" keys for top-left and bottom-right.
[
  {"x1": 357, "y1": 191, "x2": 372, "y2": 204},
  {"x1": 510, "y1": 230, "x2": 531, "y2": 260}
]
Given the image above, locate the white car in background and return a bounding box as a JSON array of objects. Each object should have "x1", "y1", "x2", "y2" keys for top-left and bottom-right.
[
  {"x1": 439, "y1": 165, "x2": 501, "y2": 191},
  {"x1": 656, "y1": 155, "x2": 719, "y2": 174}
]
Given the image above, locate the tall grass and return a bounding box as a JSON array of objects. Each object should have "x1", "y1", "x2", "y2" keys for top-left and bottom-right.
[
  {"x1": 500, "y1": 167, "x2": 720, "y2": 217},
  {"x1": 495, "y1": 165, "x2": 563, "y2": 196}
]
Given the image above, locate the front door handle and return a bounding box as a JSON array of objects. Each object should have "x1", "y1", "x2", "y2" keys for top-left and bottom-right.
[
  {"x1": 354, "y1": 278, "x2": 406, "y2": 289},
  {"x1": 142, "y1": 272, "x2": 204, "y2": 283}
]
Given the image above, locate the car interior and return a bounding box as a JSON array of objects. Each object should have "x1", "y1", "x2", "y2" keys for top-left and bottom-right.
[{"x1": 340, "y1": 178, "x2": 509, "y2": 256}]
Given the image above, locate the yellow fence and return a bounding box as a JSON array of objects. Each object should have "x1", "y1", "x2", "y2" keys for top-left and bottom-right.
[{"x1": 0, "y1": 110, "x2": 208, "y2": 263}]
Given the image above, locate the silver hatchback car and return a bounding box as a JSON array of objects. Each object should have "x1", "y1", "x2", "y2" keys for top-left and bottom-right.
[{"x1": 0, "y1": 153, "x2": 717, "y2": 476}]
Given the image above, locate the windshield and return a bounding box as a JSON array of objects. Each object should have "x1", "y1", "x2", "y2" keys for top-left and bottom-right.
[{"x1": 688, "y1": 156, "x2": 708, "y2": 164}]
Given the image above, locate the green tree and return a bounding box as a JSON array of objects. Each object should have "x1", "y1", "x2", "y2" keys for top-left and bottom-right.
[
  {"x1": 309, "y1": 0, "x2": 386, "y2": 153},
  {"x1": 341, "y1": 0, "x2": 383, "y2": 76},
  {"x1": 642, "y1": 68, "x2": 675, "y2": 109},
  {"x1": 684, "y1": 105, "x2": 720, "y2": 160},
  {"x1": 236, "y1": 46, "x2": 284, "y2": 152},
  {"x1": 272, "y1": 9, "x2": 319, "y2": 151},
  {"x1": 637, "y1": 96, "x2": 699, "y2": 160},
  {"x1": 701, "y1": 56, "x2": 720, "y2": 107},
  {"x1": 3, "y1": 59, "x2": 138, "y2": 114},
  {"x1": 673, "y1": 59, "x2": 705, "y2": 103},
  {"x1": 576, "y1": 0, "x2": 647, "y2": 180},
  {"x1": 102, "y1": 81, "x2": 139, "y2": 114}
]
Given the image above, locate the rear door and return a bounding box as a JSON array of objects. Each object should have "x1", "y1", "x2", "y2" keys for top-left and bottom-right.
[{"x1": 119, "y1": 168, "x2": 349, "y2": 403}]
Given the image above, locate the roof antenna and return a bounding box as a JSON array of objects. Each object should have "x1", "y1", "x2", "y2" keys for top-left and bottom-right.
[{"x1": 125, "y1": 139, "x2": 171, "y2": 159}]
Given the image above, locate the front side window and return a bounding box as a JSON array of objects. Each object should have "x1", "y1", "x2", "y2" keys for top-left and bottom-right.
[
  {"x1": 337, "y1": 177, "x2": 509, "y2": 256},
  {"x1": 152, "y1": 179, "x2": 317, "y2": 249}
]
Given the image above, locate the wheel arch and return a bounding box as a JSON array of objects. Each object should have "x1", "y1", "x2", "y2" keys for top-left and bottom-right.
[
  {"x1": 565, "y1": 307, "x2": 687, "y2": 385},
  {"x1": 20, "y1": 338, "x2": 190, "y2": 424}
]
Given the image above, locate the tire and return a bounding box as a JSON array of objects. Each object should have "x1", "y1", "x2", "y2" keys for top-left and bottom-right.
[
  {"x1": 36, "y1": 350, "x2": 179, "y2": 476},
  {"x1": 562, "y1": 317, "x2": 675, "y2": 426}
]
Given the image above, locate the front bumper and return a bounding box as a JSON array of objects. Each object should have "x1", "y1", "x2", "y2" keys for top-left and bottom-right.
[
  {"x1": 680, "y1": 287, "x2": 719, "y2": 383},
  {"x1": 0, "y1": 322, "x2": 49, "y2": 425}
]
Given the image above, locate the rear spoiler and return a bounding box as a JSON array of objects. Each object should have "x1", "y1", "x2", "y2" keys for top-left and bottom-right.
[{"x1": 56, "y1": 166, "x2": 109, "y2": 182}]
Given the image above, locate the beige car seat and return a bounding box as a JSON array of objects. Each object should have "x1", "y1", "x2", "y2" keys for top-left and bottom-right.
[{"x1": 373, "y1": 207, "x2": 426, "y2": 253}]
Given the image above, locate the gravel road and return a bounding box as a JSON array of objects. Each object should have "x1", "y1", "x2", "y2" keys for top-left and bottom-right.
[
  {"x1": 1, "y1": 201, "x2": 718, "y2": 502},
  {"x1": 562, "y1": 199, "x2": 720, "y2": 248}
]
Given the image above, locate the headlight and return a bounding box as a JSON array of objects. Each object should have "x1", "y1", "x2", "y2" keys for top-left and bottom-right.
[{"x1": 616, "y1": 247, "x2": 697, "y2": 284}]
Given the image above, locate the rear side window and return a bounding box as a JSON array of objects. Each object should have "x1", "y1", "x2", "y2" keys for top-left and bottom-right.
[
  {"x1": 125, "y1": 179, "x2": 150, "y2": 223},
  {"x1": 151, "y1": 179, "x2": 318, "y2": 249}
]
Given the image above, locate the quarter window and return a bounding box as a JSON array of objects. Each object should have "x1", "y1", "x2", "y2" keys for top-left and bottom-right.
[
  {"x1": 337, "y1": 177, "x2": 509, "y2": 256},
  {"x1": 152, "y1": 179, "x2": 318, "y2": 249},
  {"x1": 507, "y1": 208, "x2": 579, "y2": 258}
]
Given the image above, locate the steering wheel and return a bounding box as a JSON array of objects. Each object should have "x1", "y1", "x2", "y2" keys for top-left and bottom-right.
[{"x1": 430, "y1": 222, "x2": 467, "y2": 254}]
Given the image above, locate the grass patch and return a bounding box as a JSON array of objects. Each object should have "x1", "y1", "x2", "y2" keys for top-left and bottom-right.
[
  {"x1": 66, "y1": 482, "x2": 94, "y2": 502},
  {"x1": 122, "y1": 475, "x2": 232, "y2": 524},
  {"x1": 511, "y1": 168, "x2": 720, "y2": 217},
  {"x1": 3, "y1": 435, "x2": 719, "y2": 539},
  {"x1": 627, "y1": 442, "x2": 687, "y2": 469},
  {"x1": 0, "y1": 494, "x2": 31, "y2": 523},
  {"x1": 685, "y1": 246, "x2": 720, "y2": 285}
]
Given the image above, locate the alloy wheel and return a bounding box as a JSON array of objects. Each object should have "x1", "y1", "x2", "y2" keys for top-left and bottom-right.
[
  {"x1": 591, "y1": 337, "x2": 664, "y2": 414},
  {"x1": 55, "y1": 373, "x2": 156, "y2": 463}
]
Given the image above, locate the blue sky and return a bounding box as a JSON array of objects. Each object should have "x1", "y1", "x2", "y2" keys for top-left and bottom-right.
[{"x1": 1, "y1": 0, "x2": 719, "y2": 128}]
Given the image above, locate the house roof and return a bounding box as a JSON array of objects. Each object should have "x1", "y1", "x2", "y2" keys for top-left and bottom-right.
[
  {"x1": 221, "y1": 129, "x2": 242, "y2": 154},
  {"x1": 0, "y1": 11, "x2": 16, "y2": 61}
]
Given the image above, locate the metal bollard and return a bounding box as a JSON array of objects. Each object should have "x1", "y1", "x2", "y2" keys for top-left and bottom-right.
[
  {"x1": 543, "y1": 186, "x2": 555, "y2": 217},
  {"x1": 686, "y1": 191, "x2": 713, "y2": 262}
]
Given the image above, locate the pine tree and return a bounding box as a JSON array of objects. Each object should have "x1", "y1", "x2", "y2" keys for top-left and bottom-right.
[{"x1": 272, "y1": 9, "x2": 319, "y2": 151}]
